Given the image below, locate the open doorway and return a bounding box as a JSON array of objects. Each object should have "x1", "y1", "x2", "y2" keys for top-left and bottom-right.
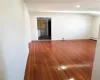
[{"x1": 37, "y1": 17, "x2": 51, "y2": 40}]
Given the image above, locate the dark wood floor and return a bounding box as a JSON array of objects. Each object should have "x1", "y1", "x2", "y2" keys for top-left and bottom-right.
[{"x1": 24, "y1": 40, "x2": 96, "y2": 80}]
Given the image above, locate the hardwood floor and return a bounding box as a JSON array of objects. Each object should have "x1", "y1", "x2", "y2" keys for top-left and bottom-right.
[{"x1": 24, "y1": 40, "x2": 96, "y2": 80}]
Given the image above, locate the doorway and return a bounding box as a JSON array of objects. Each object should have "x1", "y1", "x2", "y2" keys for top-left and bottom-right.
[{"x1": 37, "y1": 18, "x2": 51, "y2": 40}]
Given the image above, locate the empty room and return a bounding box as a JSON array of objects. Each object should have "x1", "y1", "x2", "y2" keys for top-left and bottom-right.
[
  {"x1": 24, "y1": 0, "x2": 100, "y2": 80},
  {"x1": 25, "y1": 12, "x2": 99, "y2": 80},
  {"x1": 1, "y1": 0, "x2": 100, "y2": 80}
]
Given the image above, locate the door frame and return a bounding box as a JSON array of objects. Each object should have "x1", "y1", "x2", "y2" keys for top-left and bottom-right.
[{"x1": 37, "y1": 17, "x2": 52, "y2": 40}]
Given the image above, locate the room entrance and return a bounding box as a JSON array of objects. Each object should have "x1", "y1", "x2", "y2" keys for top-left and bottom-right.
[{"x1": 37, "y1": 18, "x2": 51, "y2": 40}]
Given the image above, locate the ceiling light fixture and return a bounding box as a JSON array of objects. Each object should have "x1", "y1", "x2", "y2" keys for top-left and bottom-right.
[{"x1": 76, "y1": 5, "x2": 80, "y2": 8}]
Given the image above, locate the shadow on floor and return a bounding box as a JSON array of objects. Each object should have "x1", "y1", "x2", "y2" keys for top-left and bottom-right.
[{"x1": 38, "y1": 35, "x2": 51, "y2": 40}]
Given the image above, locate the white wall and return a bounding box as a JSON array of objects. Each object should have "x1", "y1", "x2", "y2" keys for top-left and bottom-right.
[
  {"x1": 30, "y1": 16, "x2": 38, "y2": 40},
  {"x1": 0, "y1": 0, "x2": 30, "y2": 80},
  {"x1": 92, "y1": 27, "x2": 100, "y2": 80},
  {"x1": 91, "y1": 16, "x2": 100, "y2": 39},
  {"x1": 30, "y1": 12, "x2": 93, "y2": 40},
  {"x1": 24, "y1": 5, "x2": 31, "y2": 43}
]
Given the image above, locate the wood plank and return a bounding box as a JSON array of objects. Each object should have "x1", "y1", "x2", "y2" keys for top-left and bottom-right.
[{"x1": 24, "y1": 40, "x2": 96, "y2": 80}]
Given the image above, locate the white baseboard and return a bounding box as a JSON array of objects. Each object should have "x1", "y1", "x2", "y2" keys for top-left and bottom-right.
[{"x1": 90, "y1": 37, "x2": 98, "y2": 40}]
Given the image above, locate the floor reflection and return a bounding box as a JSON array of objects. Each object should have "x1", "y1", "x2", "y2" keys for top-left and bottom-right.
[
  {"x1": 25, "y1": 40, "x2": 96, "y2": 80},
  {"x1": 57, "y1": 64, "x2": 91, "y2": 70}
]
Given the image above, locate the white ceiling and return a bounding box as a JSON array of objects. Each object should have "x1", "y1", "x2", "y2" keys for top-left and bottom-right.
[
  {"x1": 25, "y1": 0, "x2": 100, "y2": 14},
  {"x1": 25, "y1": 0, "x2": 100, "y2": 3}
]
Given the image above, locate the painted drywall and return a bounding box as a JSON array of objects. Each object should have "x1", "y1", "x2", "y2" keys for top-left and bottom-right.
[
  {"x1": 92, "y1": 27, "x2": 100, "y2": 80},
  {"x1": 91, "y1": 16, "x2": 100, "y2": 39},
  {"x1": 24, "y1": 5, "x2": 32, "y2": 43},
  {"x1": 30, "y1": 12, "x2": 93, "y2": 40},
  {"x1": 0, "y1": 0, "x2": 30, "y2": 80},
  {"x1": 30, "y1": 16, "x2": 38, "y2": 40}
]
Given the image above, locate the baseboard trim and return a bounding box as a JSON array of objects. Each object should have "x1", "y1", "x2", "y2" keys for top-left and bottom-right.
[
  {"x1": 90, "y1": 37, "x2": 98, "y2": 40},
  {"x1": 31, "y1": 39, "x2": 92, "y2": 42}
]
